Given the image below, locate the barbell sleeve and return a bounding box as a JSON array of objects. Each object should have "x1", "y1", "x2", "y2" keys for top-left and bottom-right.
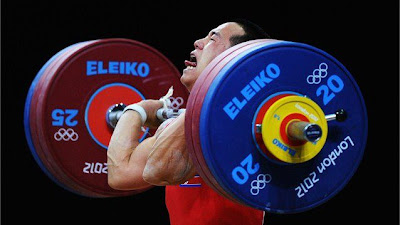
[{"x1": 287, "y1": 121, "x2": 323, "y2": 143}]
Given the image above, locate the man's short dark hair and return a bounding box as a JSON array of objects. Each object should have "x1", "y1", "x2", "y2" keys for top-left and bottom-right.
[{"x1": 229, "y1": 19, "x2": 271, "y2": 46}]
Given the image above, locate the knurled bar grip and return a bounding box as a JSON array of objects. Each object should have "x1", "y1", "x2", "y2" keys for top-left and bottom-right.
[{"x1": 106, "y1": 103, "x2": 185, "y2": 128}]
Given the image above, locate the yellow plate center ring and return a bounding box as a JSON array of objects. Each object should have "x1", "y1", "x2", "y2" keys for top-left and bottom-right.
[{"x1": 261, "y1": 95, "x2": 328, "y2": 163}]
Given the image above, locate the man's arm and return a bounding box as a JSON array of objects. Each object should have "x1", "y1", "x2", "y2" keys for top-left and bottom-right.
[
  {"x1": 143, "y1": 112, "x2": 197, "y2": 185},
  {"x1": 107, "y1": 100, "x2": 196, "y2": 190},
  {"x1": 107, "y1": 110, "x2": 155, "y2": 190}
]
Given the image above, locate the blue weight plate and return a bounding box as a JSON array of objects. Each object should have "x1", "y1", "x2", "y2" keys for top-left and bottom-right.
[{"x1": 197, "y1": 41, "x2": 368, "y2": 213}]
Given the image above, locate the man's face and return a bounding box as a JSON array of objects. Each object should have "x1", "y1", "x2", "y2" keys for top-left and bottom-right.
[{"x1": 181, "y1": 22, "x2": 245, "y2": 91}]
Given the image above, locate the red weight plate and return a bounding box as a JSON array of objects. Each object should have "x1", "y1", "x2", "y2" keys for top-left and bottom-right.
[
  {"x1": 30, "y1": 39, "x2": 188, "y2": 197},
  {"x1": 30, "y1": 41, "x2": 122, "y2": 197},
  {"x1": 191, "y1": 40, "x2": 279, "y2": 203},
  {"x1": 188, "y1": 40, "x2": 274, "y2": 202},
  {"x1": 186, "y1": 39, "x2": 280, "y2": 203},
  {"x1": 30, "y1": 41, "x2": 102, "y2": 196},
  {"x1": 185, "y1": 40, "x2": 262, "y2": 202}
]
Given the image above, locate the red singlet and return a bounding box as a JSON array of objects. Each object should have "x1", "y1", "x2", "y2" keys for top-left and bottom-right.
[
  {"x1": 165, "y1": 176, "x2": 265, "y2": 225},
  {"x1": 157, "y1": 118, "x2": 265, "y2": 224}
]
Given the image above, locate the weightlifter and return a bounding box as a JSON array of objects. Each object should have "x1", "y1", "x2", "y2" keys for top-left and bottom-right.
[{"x1": 107, "y1": 19, "x2": 270, "y2": 225}]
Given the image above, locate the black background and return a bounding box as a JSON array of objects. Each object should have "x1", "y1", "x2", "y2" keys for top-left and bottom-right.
[{"x1": 2, "y1": 1, "x2": 399, "y2": 224}]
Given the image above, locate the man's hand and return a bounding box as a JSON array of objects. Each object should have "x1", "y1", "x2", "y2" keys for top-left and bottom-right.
[{"x1": 136, "y1": 100, "x2": 164, "y2": 128}]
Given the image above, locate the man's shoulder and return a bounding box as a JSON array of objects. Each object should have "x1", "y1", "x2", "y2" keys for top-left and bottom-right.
[{"x1": 154, "y1": 117, "x2": 177, "y2": 137}]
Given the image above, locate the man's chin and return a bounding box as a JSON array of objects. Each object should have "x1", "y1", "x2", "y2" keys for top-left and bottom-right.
[{"x1": 180, "y1": 73, "x2": 193, "y2": 92}]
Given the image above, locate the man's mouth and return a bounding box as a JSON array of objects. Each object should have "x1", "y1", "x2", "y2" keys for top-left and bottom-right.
[{"x1": 184, "y1": 54, "x2": 197, "y2": 69}]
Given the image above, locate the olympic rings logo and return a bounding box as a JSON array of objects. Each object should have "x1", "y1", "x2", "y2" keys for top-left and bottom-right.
[
  {"x1": 168, "y1": 97, "x2": 184, "y2": 109},
  {"x1": 250, "y1": 174, "x2": 272, "y2": 196},
  {"x1": 54, "y1": 128, "x2": 79, "y2": 141},
  {"x1": 307, "y1": 63, "x2": 328, "y2": 84}
]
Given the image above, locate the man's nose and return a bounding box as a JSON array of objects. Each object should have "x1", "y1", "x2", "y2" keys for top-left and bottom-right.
[{"x1": 194, "y1": 38, "x2": 204, "y2": 50}]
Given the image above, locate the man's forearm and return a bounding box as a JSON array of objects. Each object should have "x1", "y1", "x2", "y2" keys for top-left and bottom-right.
[
  {"x1": 107, "y1": 111, "x2": 143, "y2": 187},
  {"x1": 108, "y1": 111, "x2": 142, "y2": 161}
]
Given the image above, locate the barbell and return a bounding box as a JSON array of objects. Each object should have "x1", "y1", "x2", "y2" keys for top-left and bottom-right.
[{"x1": 24, "y1": 38, "x2": 368, "y2": 213}]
